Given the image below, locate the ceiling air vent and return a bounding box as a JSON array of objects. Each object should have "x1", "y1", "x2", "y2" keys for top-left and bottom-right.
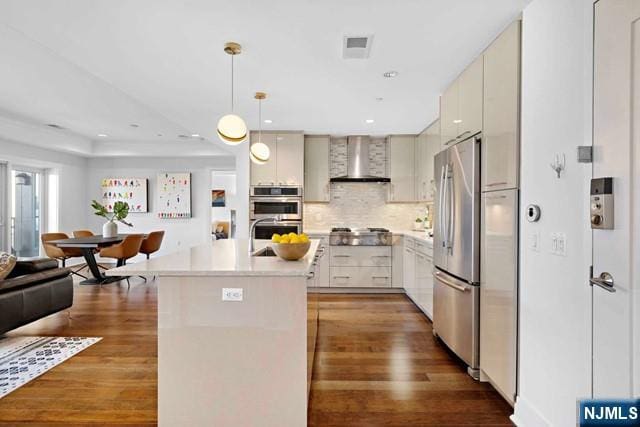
[{"x1": 343, "y1": 35, "x2": 373, "y2": 59}]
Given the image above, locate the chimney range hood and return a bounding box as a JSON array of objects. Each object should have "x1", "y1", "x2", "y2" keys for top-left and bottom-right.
[{"x1": 330, "y1": 136, "x2": 390, "y2": 183}]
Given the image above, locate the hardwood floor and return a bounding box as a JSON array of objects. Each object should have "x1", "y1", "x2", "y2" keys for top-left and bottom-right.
[
  {"x1": 0, "y1": 279, "x2": 512, "y2": 426},
  {"x1": 308, "y1": 294, "x2": 513, "y2": 426}
]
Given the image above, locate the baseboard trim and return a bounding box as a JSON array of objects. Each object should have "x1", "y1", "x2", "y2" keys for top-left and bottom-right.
[{"x1": 512, "y1": 396, "x2": 551, "y2": 427}]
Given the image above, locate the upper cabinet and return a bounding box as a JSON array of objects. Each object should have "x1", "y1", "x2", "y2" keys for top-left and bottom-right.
[
  {"x1": 250, "y1": 131, "x2": 304, "y2": 186},
  {"x1": 304, "y1": 135, "x2": 330, "y2": 202},
  {"x1": 441, "y1": 55, "x2": 483, "y2": 148},
  {"x1": 482, "y1": 20, "x2": 520, "y2": 192},
  {"x1": 387, "y1": 135, "x2": 416, "y2": 202},
  {"x1": 415, "y1": 119, "x2": 440, "y2": 202}
]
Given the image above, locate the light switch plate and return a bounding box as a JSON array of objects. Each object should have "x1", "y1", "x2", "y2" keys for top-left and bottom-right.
[
  {"x1": 530, "y1": 231, "x2": 540, "y2": 252},
  {"x1": 549, "y1": 232, "x2": 566, "y2": 256},
  {"x1": 222, "y1": 288, "x2": 243, "y2": 301}
]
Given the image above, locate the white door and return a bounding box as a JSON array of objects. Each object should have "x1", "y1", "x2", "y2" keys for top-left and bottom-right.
[{"x1": 592, "y1": 0, "x2": 640, "y2": 397}]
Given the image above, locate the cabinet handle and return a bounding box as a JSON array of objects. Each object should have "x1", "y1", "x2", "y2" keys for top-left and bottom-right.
[
  {"x1": 371, "y1": 255, "x2": 390, "y2": 258},
  {"x1": 333, "y1": 276, "x2": 350, "y2": 279},
  {"x1": 456, "y1": 130, "x2": 471, "y2": 139},
  {"x1": 372, "y1": 276, "x2": 390, "y2": 280},
  {"x1": 485, "y1": 182, "x2": 507, "y2": 187},
  {"x1": 444, "y1": 138, "x2": 457, "y2": 146},
  {"x1": 333, "y1": 255, "x2": 350, "y2": 258}
]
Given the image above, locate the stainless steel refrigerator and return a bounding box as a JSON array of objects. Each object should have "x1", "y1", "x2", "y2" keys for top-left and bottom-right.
[{"x1": 432, "y1": 134, "x2": 480, "y2": 378}]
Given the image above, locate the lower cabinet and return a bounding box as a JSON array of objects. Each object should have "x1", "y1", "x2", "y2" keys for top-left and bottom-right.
[
  {"x1": 329, "y1": 246, "x2": 392, "y2": 288},
  {"x1": 330, "y1": 266, "x2": 392, "y2": 287},
  {"x1": 403, "y1": 237, "x2": 434, "y2": 320},
  {"x1": 307, "y1": 234, "x2": 330, "y2": 288}
]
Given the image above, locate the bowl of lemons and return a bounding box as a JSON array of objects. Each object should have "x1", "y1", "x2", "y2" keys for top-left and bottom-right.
[{"x1": 270, "y1": 232, "x2": 311, "y2": 261}]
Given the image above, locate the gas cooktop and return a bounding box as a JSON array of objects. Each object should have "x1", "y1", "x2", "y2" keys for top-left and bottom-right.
[{"x1": 329, "y1": 227, "x2": 392, "y2": 246}]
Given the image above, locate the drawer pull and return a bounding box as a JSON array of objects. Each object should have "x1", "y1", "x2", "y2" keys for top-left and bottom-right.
[
  {"x1": 372, "y1": 276, "x2": 390, "y2": 279},
  {"x1": 485, "y1": 182, "x2": 508, "y2": 187},
  {"x1": 371, "y1": 255, "x2": 390, "y2": 258},
  {"x1": 333, "y1": 276, "x2": 351, "y2": 279},
  {"x1": 333, "y1": 255, "x2": 351, "y2": 258}
]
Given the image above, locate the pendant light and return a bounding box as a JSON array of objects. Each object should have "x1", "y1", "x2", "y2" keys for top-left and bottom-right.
[
  {"x1": 217, "y1": 42, "x2": 247, "y2": 145},
  {"x1": 250, "y1": 92, "x2": 270, "y2": 164}
]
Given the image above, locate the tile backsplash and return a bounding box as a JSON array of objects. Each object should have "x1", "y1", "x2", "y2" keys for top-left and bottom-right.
[{"x1": 304, "y1": 182, "x2": 430, "y2": 230}]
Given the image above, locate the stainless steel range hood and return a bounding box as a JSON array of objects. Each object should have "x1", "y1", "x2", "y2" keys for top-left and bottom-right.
[{"x1": 330, "y1": 136, "x2": 390, "y2": 183}]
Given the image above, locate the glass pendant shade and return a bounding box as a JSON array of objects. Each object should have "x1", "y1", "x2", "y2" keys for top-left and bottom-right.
[
  {"x1": 217, "y1": 114, "x2": 247, "y2": 145},
  {"x1": 250, "y1": 141, "x2": 270, "y2": 164}
]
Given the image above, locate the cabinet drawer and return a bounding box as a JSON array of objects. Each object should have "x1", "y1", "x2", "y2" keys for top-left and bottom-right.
[
  {"x1": 330, "y1": 246, "x2": 392, "y2": 267},
  {"x1": 330, "y1": 267, "x2": 392, "y2": 288}
]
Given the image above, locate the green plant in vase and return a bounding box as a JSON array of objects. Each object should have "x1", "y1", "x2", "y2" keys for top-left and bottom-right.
[{"x1": 91, "y1": 200, "x2": 133, "y2": 238}]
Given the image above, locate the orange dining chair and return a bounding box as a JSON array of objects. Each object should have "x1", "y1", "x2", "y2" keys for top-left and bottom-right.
[
  {"x1": 138, "y1": 231, "x2": 165, "y2": 281},
  {"x1": 99, "y1": 234, "x2": 145, "y2": 288},
  {"x1": 41, "y1": 232, "x2": 87, "y2": 279},
  {"x1": 73, "y1": 230, "x2": 94, "y2": 238}
]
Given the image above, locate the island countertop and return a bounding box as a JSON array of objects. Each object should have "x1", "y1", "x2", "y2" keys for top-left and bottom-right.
[{"x1": 105, "y1": 238, "x2": 319, "y2": 277}]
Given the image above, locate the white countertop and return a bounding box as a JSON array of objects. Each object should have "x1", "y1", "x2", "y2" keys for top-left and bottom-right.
[{"x1": 105, "y1": 239, "x2": 319, "y2": 277}]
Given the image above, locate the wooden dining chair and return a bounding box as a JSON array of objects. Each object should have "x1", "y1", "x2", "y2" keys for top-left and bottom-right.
[
  {"x1": 99, "y1": 234, "x2": 145, "y2": 288},
  {"x1": 41, "y1": 232, "x2": 87, "y2": 279}
]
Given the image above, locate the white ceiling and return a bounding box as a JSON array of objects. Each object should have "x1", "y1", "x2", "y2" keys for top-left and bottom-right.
[{"x1": 0, "y1": 0, "x2": 530, "y2": 156}]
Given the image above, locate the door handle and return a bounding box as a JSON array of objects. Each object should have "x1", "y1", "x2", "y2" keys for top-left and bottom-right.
[
  {"x1": 444, "y1": 138, "x2": 457, "y2": 146},
  {"x1": 589, "y1": 272, "x2": 616, "y2": 293},
  {"x1": 447, "y1": 164, "x2": 454, "y2": 251},
  {"x1": 456, "y1": 130, "x2": 471, "y2": 140}
]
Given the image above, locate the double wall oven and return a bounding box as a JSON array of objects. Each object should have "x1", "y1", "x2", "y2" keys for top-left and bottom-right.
[{"x1": 250, "y1": 185, "x2": 303, "y2": 239}]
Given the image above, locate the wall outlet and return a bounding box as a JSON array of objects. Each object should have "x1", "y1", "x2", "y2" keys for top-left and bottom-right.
[
  {"x1": 222, "y1": 288, "x2": 243, "y2": 301},
  {"x1": 530, "y1": 231, "x2": 540, "y2": 252},
  {"x1": 549, "y1": 232, "x2": 566, "y2": 256}
]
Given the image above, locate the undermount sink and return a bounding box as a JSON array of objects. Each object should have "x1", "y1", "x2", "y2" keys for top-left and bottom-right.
[{"x1": 251, "y1": 247, "x2": 277, "y2": 257}]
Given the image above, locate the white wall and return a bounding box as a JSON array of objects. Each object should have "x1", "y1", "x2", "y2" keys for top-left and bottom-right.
[
  {"x1": 514, "y1": 0, "x2": 593, "y2": 426},
  {"x1": 211, "y1": 171, "x2": 237, "y2": 225},
  {"x1": 86, "y1": 156, "x2": 234, "y2": 260}
]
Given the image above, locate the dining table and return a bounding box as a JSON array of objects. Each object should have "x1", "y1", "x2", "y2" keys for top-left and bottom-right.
[{"x1": 50, "y1": 234, "x2": 146, "y2": 285}]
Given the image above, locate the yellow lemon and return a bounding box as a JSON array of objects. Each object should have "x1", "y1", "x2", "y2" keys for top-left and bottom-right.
[
  {"x1": 271, "y1": 233, "x2": 281, "y2": 243},
  {"x1": 299, "y1": 234, "x2": 309, "y2": 243},
  {"x1": 279, "y1": 236, "x2": 290, "y2": 244},
  {"x1": 290, "y1": 235, "x2": 301, "y2": 244},
  {"x1": 288, "y1": 232, "x2": 297, "y2": 239}
]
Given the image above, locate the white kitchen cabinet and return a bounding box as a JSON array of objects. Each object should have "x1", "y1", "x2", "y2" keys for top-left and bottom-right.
[
  {"x1": 482, "y1": 20, "x2": 520, "y2": 192},
  {"x1": 457, "y1": 55, "x2": 484, "y2": 141},
  {"x1": 415, "y1": 120, "x2": 440, "y2": 202},
  {"x1": 388, "y1": 135, "x2": 416, "y2": 202},
  {"x1": 392, "y1": 235, "x2": 404, "y2": 288},
  {"x1": 308, "y1": 234, "x2": 330, "y2": 288},
  {"x1": 330, "y1": 246, "x2": 391, "y2": 267},
  {"x1": 403, "y1": 243, "x2": 416, "y2": 300},
  {"x1": 250, "y1": 131, "x2": 304, "y2": 186},
  {"x1": 304, "y1": 135, "x2": 330, "y2": 202},
  {"x1": 440, "y1": 55, "x2": 483, "y2": 149},
  {"x1": 414, "y1": 250, "x2": 434, "y2": 320},
  {"x1": 440, "y1": 82, "x2": 459, "y2": 149},
  {"x1": 275, "y1": 133, "x2": 304, "y2": 185},
  {"x1": 480, "y1": 189, "x2": 517, "y2": 404},
  {"x1": 250, "y1": 132, "x2": 278, "y2": 186},
  {"x1": 330, "y1": 266, "x2": 392, "y2": 288}
]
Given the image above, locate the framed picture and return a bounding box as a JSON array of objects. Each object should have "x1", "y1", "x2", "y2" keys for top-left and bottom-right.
[
  {"x1": 211, "y1": 189, "x2": 226, "y2": 207},
  {"x1": 157, "y1": 172, "x2": 192, "y2": 219},
  {"x1": 100, "y1": 178, "x2": 148, "y2": 213}
]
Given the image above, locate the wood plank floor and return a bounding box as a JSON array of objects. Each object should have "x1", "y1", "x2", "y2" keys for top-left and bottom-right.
[
  {"x1": 0, "y1": 278, "x2": 512, "y2": 426},
  {"x1": 308, "y1": 294, "x2": 513, "y2": 426}
]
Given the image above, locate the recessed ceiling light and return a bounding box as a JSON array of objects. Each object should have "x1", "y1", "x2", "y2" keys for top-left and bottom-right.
[
  {"x1": 157, "y1": 133, "x2": 163, "y2": 137},
  {"x1": 383, "y1": 71, "x2": 398, "y2": 78},
  {"x1": 178, "y1": 134, "x2": 189, "y2": 139},
  {"x1": 191, "y1": 134, "x2": 200, "y2": 137},
  {"x1": 129, "y1": 123, "x2": 139, "y2": 128},
  {"x1": 264, "y1": 119, "x2": 272, "y2": 124},
  {"x1": 453, "y1": 119, "x2": 462, "y2": 124},
  {"x1": 365, "y1": 119, "x2": 375, "y2": 124},
  {"x1": 97, "y1": 133, "x2": 108, "y2": 137},
  {"x1": 375, "y1": 97, "x2": 384, "y2": 101}
]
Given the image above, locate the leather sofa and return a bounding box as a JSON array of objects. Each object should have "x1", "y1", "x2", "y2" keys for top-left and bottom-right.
[{"x1": 0, "y1": 258, "x2": 73, "y2": 335}]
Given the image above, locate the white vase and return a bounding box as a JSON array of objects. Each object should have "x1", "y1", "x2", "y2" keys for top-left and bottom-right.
[{"x1": 103, "y1": 221, "x2": 118, "y2": 238}]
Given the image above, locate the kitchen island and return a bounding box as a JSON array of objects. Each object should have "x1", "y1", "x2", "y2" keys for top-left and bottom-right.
[{"x1": 106, "y1": 239, "x2": 320, "y2": 427}]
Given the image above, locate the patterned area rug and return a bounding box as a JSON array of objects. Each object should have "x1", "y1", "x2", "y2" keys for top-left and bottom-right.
[{"x1": 0, "y1": 336, "x2": 101, "y2": 399}]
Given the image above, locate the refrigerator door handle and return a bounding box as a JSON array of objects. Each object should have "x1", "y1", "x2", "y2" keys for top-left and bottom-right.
[
  {"x1": 434, "y1": 270, "x2": 469, "y2": 292},
  {"x1": 447, "y1": 164, "x2": 454, "y2": 253},
  {"x1": 439, "y1": 164, "x2": 447, "y2": 246}
]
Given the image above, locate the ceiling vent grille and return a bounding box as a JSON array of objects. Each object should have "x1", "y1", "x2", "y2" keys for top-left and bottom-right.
[{"x1": 343, "y1": 35, "x2": 373, "y2": 59}]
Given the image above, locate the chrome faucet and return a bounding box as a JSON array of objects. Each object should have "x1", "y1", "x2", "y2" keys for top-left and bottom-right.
[{"x1": 249, "y1": 215, "x2": 282, "y2": 254}]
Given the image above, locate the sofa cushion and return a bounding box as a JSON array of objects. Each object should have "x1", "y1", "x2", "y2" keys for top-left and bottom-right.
[
  {"x1": 10, "y1": 257, "x2": 59, "y2": 277},
  {"x1": 0, "y1": 267, "x2": 71, "y2": 294},
  {"x1": 0, "y1": 252, "x2": 17, "y2": 280}
]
